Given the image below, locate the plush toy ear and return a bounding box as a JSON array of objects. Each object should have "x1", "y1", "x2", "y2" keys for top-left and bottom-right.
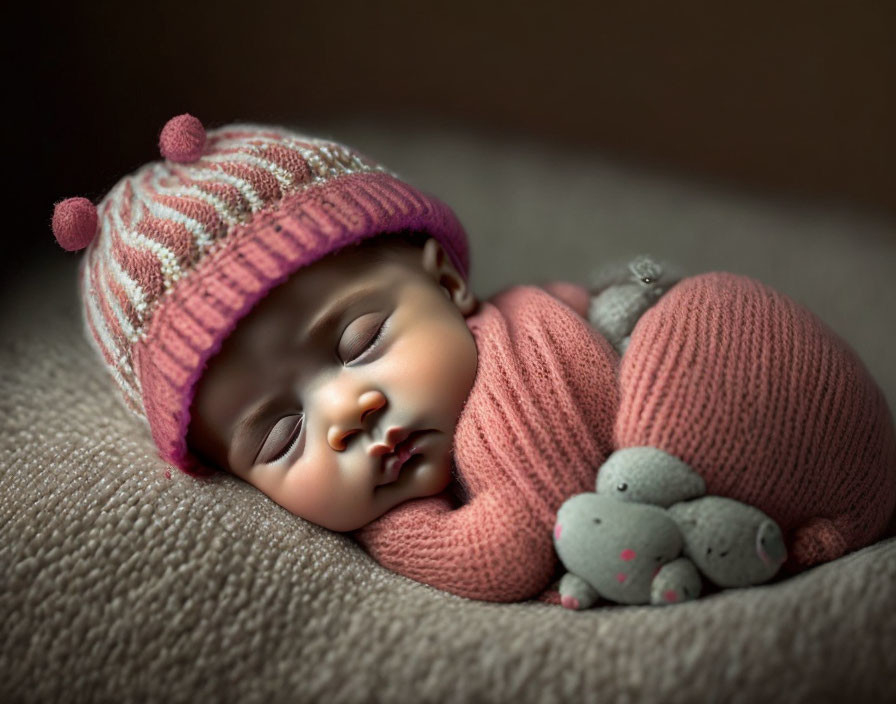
[
  {"x1": 756, "y1": 520, "x2": 788, "y2": 568},
  {"x1": 596, "y1": 447, "x2": 706, "y2": 507}
]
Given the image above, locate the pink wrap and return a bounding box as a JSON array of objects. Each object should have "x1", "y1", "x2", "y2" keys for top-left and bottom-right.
[{"x1": 354, "y1": 274, "x2": 896, "y2": 602}]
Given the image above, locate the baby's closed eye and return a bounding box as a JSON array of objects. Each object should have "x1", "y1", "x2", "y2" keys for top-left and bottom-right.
[
  {"x1": 262, "y1": 414, "x2": 304, "y2": 464},
  {"x1": 340, "y1": 313, "x2": 390, "y2": 363}
]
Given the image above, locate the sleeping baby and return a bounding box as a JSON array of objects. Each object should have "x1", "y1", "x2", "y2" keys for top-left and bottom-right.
[{"x1": 51, "y1": 114, "x2": 896, "y2": 603}]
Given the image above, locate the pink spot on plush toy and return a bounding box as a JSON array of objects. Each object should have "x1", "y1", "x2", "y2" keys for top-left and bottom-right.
[
  {"x1": 561, "y1": 595, "x2": 580, "y2": 610},
  {"x1": 554, "y1": 522, "x2": 562, "y2": 540},
  {"x1": 663, "y1": 590, "x2": 679, "y2": 603},
  {"x1": 159, "y1": 113, "x2": 206, "y2": 163},
  {"x1": 620, "y1": 548, "x2": 636, "y2": 561},
  {"x1": 52, "y1": 197, "x2": 97, "y2": 252},
  {"x1": 616, "y1": 572, "x2": 627, "y2": 583}
]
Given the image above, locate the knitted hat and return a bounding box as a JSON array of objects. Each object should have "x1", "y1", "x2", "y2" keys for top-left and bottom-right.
[{"x1": 51, "y1": 114, "x2": 470, "y2": 476}]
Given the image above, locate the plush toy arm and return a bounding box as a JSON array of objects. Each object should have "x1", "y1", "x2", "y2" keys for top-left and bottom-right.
[
  {"x1": 353, "y1": 489, "x2": 559, "y2": 602},
  {"x1": 650, "y1": 557, "x2": 702, "y2": 605},
  {"x1": 558, "y1": 572, "x2": 601, "y2": 610}
]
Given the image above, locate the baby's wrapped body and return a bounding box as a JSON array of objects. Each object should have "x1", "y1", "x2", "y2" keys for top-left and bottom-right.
[
  {"x1": 55, "y1": 116, "x2": 894, "y2": 604},
  {"x1": 354, "y1": 273, "x2": 896, "y2": 602}
]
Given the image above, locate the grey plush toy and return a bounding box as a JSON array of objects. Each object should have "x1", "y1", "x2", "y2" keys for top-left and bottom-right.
[
  {"x1": 553, "y1": 447, "x2": 788, "y2": 609},
  {"x1": 588, "y1": 254, "x2": 682, "y2": 355}
]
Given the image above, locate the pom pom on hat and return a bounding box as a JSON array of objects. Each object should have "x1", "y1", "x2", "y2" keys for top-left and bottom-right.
[
  {"x1": 159, "y1": 113, "x2": 206, "y2": 163},
  {"x1": 52, "y1": 197, "x2": 98, "y2": 251}
]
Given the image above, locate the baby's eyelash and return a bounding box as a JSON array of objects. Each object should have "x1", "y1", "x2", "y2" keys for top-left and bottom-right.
[
  {"x1": 366, "y1": 320, "x2": 388, "y2": 351},
  {"x1": 270, "y1": 417, "x2": 304, "y2": 463},
  {"x1": 348, "y1": 316, "x2": 390, "y2": 364}
]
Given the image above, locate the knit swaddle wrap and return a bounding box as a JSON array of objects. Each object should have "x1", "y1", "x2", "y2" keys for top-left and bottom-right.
[
  {"x1": 354, "y1": 286, "x2": 620, "y2": 602},
  {"x1": 616, "y1": 272, "x2": 896, "y2": 569},
  {"x1": 355, "y1": 275, "x2": 896, "y2": 602}
]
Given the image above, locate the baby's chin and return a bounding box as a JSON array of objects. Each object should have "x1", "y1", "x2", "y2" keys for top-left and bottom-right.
[
  {"x1": 373, "y1": 452, "x2": 455, "y2": 509},
  {"x1": 390, "y1": 457, "x2": 452, "y2": 501},
  {"x1": 315, "y1": 450, "x2": 456, "y2": 533},
  {"x1": 410, "y1": 460, "x2": 455, "y2": 499}
]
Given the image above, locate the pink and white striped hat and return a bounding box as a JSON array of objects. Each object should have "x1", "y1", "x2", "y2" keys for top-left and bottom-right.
[{"x1": 51, "y1": 114, "x2": 470, "y2": 476}]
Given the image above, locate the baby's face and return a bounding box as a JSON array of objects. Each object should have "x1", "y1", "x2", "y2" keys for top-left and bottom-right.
[{"x1": 187, "y1": 236, "x2": 479, "y2": 531}]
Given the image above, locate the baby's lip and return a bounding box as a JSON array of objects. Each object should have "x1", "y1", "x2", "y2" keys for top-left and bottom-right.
[
  {"x1": 369, "y1": 426, "x2": 414, "y2": 457},
  {"x1": 393, "y1": 430, "x2": 428, "y2": 456},
  {"x1": 378, "y1": 430, "x2": 430, "y2": 484}
]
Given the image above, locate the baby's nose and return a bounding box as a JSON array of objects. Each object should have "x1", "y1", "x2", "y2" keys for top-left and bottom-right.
[
  {"x1": 327, "y1": 427, "x2": 361, "y2": 451},
  {"x1": 326, "y1": 389, "x2": 387, "y2": 450},
  {"x1": 358, "y1": 390, "x2": 386, "y2": 418}
]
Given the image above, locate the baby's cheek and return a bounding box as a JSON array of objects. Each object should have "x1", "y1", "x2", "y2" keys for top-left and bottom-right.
[
  {"x1": 425, "y1": 324, "x2": 477, "y2": 394},
  {"x1": 394, "y1": 320, "x2": 477, "y2": 430},
  {"x1": 410, "y1": 442, "x2": 455, "y2": 497}
]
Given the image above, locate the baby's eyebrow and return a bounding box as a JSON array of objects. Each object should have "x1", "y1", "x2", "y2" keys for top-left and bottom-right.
[{"x1": 302, "y1": 284, "x2": 381, "y2": 344}]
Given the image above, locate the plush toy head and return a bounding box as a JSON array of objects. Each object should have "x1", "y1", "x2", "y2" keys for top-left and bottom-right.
[
  {"x1": 588, "y1": 255, "x2": 683, "y2": 355},
  {"x1": 554, "y1": 493, "x2": 683, "y2": 605},
  {"x1": 596, "y1": 447, "x2": 706, "y2": 507},
  {"x1": 668, "y1": 496, "x2": 788, "y2": 587}
]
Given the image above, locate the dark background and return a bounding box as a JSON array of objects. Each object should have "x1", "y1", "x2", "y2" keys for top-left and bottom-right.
[{"x1": 15, "y1": 0, "x2": 896, "y2": 280}]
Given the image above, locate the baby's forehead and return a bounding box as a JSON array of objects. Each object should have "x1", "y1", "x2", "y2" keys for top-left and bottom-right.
[
  {"x1": 224, "y1": 250, "x2": 408, "y2": 354},
  {"x1": 282, "y1": 236, "x2": 418, "y2": 291}
]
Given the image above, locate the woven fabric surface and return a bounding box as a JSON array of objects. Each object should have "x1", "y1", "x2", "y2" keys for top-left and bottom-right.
[{"x1": 2, "y1": 254, "x2": 895, "y2": 704}]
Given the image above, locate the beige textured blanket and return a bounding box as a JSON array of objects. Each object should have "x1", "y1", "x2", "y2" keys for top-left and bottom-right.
[{"x1": 3, "y1": 122, "x2": 896, "y2": 703}]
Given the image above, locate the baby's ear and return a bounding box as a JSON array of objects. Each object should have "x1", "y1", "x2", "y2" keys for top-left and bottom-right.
[{"x1": 422, "y1": 238, "x2": 478, "y2": 315}]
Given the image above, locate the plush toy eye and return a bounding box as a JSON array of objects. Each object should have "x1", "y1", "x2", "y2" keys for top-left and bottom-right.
[
  {"x1": 706, "y1": 547, "x2": 712, "y2": 556},
  {"x1": 719, "y1": 550, "x2": 729, "y2": 558},
  {"x1": 641, "y1": 276, "x2": 655, "y2": 284},
  {"x1": 655, "y1": 556, "x2": 663, "y2": 562},
  {"x1": 617, "y1": 482, "x2": 628, "y2": 492},
  {"x1": 593, "y1": 517, "x2": 602, "y2": 525}
]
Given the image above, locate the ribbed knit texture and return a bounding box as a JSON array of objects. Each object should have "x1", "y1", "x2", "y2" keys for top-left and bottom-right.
[
  {"x1": 616, "y1": 272, "x2": 896, "y2": 570},
  {"x1": 354, "y1": 285, "x2": 620, "y2": 602},
  {"x1": 355, "y1": 276, "x2": 896, "y2": 602},
  {"x1": 71, "y1": 120, "x2": 469, "y2": 473}
]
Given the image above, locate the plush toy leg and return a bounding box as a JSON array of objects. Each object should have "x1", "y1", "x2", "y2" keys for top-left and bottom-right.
[
  {"x1": 650, "y1": 558, "x2": 702, "y2": 605},
  {"x1": 559, "y1": 572, "x2": 600, "y2": 610}
]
